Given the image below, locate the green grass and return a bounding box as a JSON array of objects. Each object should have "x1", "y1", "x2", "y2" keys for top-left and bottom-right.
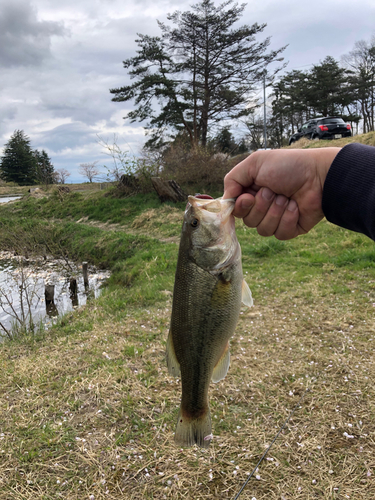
[
  {"x1": 0, "y1": 182, "x2": 374, "y2": 499},
  {"x1": 11, "y1": 188, "x2": 186, "y2": 226}
]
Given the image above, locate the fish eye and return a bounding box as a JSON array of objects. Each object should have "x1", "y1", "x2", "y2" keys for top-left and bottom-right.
[{"x1": 191, "y1": 218, "x2": 199, "y2": 228}]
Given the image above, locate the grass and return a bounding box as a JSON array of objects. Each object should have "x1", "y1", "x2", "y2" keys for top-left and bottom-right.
[
  {"x1": 287, "y1": 130, "x2": 375, "y2": 150},
  {"x1": 0, "y1": 144, "x2": 374, "y2": 499}
]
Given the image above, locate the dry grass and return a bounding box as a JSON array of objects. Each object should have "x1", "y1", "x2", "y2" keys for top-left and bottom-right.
[
  {"x1": 286, "y1": 131, "x2": 375, "y2": 150},
  {"x1": 0, "y1": 185, "x2": 30, "y2": 196},
  {"x1": 0, "y1": 265, "x2": 374, "y2": 499},
  {"x1": 1, "y1": 175, "x2": 375, "y2": 498},
  {"x1": 0, "y1": 182, "x2": 110, "y2": 198},
  {"x1": 131, "y1": 207, "x2": 183, "y2": 242}
]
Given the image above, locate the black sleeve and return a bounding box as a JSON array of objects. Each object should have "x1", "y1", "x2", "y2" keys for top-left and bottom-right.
[{"x1": 322, "y1": 143, "x2": 375, "y2": 241}]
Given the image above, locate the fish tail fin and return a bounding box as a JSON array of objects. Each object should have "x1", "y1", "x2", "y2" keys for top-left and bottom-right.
[{"x1": 174, "y1": 407, "x2": 212, "y2": 448}]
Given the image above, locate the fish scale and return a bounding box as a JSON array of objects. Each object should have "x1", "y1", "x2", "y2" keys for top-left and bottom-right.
[{"x1": 166, "y1": 195, "x2": 252, "y2": 448}]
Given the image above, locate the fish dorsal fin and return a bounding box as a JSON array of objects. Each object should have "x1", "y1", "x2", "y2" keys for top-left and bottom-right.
[
  {"x1": 212, "y1": 342, "x2": 230, "y2": 383},
  {"x1": 166, "y1": 330, "x2": 181, "y2": 377},
  {"x1": 241, "y1": 279, "x2": 253, "y2": 307}
]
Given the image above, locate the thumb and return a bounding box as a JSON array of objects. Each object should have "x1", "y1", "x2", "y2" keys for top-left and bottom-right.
[{"x1": 223, "y1": 160, "x2": 255, "y2": 199}]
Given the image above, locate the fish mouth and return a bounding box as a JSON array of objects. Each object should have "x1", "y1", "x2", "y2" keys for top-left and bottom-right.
[
  {"x1": 187, "y1": 196, "x2": 235, "y2": 222},
  {"x1": 194, "y1": 194, "x2": 214, "y2": 200},
  {"x1": 186, "y1": 195, "x2": 238, "y2": 271}
]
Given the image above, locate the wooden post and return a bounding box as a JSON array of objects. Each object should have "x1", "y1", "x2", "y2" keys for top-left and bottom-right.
[
  {"x1": 69, "y1": 278, "x2": 77, "y2": 296},
  {"x1": 82, "y1": 262, "x2": 89, "y2": 290},
  {"x1": 44, "y1": 284, "x2": 55, "y2": 305},
  {"x1": 45, "y1": 283, "x2": 58, "y2": 317},
  {"x1": 69, "y1": 278, "x2": 78, "y2": 307}
]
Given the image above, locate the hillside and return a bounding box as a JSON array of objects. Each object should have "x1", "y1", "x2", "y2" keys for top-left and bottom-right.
[{"x1": 287, "y1": 130, "x2": 375, "y2": 149}]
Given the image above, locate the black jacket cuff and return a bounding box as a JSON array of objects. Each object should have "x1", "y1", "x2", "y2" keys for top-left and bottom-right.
[{"x1": 322, "y1": 143, "x2": 375, "y2": 241}]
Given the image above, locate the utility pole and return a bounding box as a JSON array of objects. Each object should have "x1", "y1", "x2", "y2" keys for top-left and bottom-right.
[{"x1": 263, "y1": 71, "x2": 267, "y2": 149}]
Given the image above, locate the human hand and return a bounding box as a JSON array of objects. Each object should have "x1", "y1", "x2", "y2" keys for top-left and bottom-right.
[{"x1": 223, "y1": 148, "x2": 340, "y2": 240}]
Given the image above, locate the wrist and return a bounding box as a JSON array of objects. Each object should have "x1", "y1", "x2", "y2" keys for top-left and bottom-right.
[{"x1": 314, "y1": 147, "x2": 341, "y2": 190}]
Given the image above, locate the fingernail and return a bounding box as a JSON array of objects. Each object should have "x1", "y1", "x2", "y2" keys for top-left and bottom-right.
[
  {"x1": 287, "y1": 199, "x2": 298, "y2": 212},
  {"x1": 262, "y1": 187, "x2": 274, "y2": 201},
  {"x1": 275, "y1": 195, "x2": 287, "y2": 206}
]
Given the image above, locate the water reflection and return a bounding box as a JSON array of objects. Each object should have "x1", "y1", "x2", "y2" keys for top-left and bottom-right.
[
  {"x1": 0, "y1": 252, "x2": 109, "y2": 337},
  {"x1": 0, "y1": 195, "x2": 22, "y2": 204}
]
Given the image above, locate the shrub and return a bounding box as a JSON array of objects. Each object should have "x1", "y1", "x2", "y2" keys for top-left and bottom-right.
[{"x1": 161, "y1": 143, "x2": 235, "y2": 193}]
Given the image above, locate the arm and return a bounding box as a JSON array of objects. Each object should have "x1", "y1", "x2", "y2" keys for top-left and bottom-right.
[{"x1": 322, "y1": 143, "x2": 375, "y2": 241}]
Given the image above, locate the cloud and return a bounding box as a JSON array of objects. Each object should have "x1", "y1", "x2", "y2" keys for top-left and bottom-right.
[
  {"x1": 1, "y1": 0, "x2": 375, "y2": 180},
  {"x1": 0, "y1": 104, "x2": 17, "y2": 123},
  {"x1": 251, "y1": 0, "x2": 375, "y2": 70},
  {"x1": 29, "y1": 119, "x2": 146, "y2": 182},
  {"x1": 0, "y1": 0, "x2": 66, "y2": 67}
]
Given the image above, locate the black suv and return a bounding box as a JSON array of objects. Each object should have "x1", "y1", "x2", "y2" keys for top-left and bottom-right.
[{"x1": 288, "y1": 117, "x2": 351, "y2": 145}]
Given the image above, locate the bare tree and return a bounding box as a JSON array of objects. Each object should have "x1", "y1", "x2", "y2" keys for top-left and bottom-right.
[
  {"x1": 342, "y1": 37, "x2": 375, "y2": 133},
  {"x1": 97, "y1": 135, "x2": 138, "y2": 181},
  {"x1": 79, "y1": 161, "x2": 101, "y2": 183},
  {"x1": 53, "y1": 168, "x2": 71, "y2": 184}
]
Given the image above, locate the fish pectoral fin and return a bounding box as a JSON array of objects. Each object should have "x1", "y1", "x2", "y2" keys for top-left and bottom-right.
[
  {"x1": 166, "y1": 330, "x2": 181, "y2": 377},
  {"x1": 241, "y1": 279, "x2": 253, "y2": 307},
  {"x1": 211, "y1": 343, "x2": 230, "y2": 383}
]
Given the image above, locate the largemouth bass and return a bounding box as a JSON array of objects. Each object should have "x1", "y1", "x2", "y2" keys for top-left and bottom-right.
[{"x1": 166, "y1": 195, "x2": 252, "y2": 448}]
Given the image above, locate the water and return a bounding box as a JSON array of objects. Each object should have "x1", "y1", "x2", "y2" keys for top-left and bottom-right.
[
  {"x1": 0, "y1": 252, "x2": 110, "y2": 337},
  {"x1": 0, "y1": 195, "x2": 22, "y2": 204}
]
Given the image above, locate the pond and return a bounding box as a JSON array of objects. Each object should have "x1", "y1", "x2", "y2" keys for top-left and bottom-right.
[
  {"x1": 0, "y1": 195, "x2": 22, "y2": 204},
  {"x1": 0, "y1": 251, "x2": 110, "y2": 338}
]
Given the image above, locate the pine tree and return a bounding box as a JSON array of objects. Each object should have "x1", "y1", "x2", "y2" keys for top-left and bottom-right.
[
  {"x1": 212, "y1": 127, "x2": 238, "y2": 155},
  {"x1": 307, "y1": 56, "x2": 351, "y2": 117},
  {"x1": 35, "y1": 149, "x2": 55, "y2": 185},
  {"x1": 270, "y1": 58, "x2": 357, "y2": 144},
  {"x1": 110, "y1": 0, "x2": 285, "y2": 148},
  {"x1": 0, "y1": 130, "x2": 37, "y2": 185}
]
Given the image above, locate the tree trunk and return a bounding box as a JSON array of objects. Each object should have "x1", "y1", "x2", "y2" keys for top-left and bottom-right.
[{"x1": 151, "y1": 178, "x2": 187, "y2": 203}]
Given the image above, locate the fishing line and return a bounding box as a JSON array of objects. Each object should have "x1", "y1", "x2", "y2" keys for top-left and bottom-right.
[{"x1": 232, "y1": 376, "x2": 318, "y2": 500}]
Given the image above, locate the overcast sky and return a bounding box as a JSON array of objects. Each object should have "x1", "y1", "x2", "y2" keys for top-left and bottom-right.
[{"x1": 1, "y1": 0, "x2": 374, "y2": 183}]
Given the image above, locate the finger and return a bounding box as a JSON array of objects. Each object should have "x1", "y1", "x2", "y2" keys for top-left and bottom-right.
[
  {"x1": 242, "y1": 187, "x2": 276, "y2": 228},
  {"x1": 232, "y1": 193, "x2": 255, "y2": 218},
  {"x1": 273, "y1": 199, "x2": 300, "y2": 240},
  {"x1": 256, "y1": 194, "x2": 289, "y2": 237},
  {"x1": 223, "y1": 156, "x2": 255, "y2": 199}
]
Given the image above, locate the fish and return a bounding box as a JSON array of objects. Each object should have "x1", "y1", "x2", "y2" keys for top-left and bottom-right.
[{"x1": 166, "y1": 194, "x2": 253, "y2": 448}]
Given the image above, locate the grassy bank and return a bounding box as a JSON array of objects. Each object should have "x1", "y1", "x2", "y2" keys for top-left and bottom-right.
[
  {"x1": 0, "y1": 153, "x2": 374, "y2": 499},
  {"x1": 287, "y1": 130, "x2": 375, "y2": 149}
]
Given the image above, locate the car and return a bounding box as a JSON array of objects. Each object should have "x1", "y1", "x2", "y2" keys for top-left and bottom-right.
[{"x1": 288, "y1": 117, "x2": 352, "y2": 145}]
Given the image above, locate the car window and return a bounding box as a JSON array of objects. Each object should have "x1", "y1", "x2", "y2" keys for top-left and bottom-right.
[{"x1": 318, "y1": 118, "x2": 345, "y2": 124}]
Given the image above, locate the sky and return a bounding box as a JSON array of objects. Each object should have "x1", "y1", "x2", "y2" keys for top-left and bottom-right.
[{"x1": 1, "y1": 0, "x2": 374, "y2": 183}]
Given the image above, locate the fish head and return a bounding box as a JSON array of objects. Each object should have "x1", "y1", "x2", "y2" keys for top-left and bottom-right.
[{"x1": 183, "y1": 195, "x2": 239, "y2": 271}]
